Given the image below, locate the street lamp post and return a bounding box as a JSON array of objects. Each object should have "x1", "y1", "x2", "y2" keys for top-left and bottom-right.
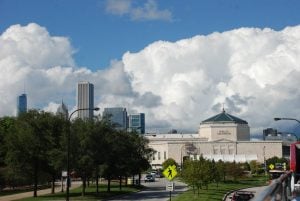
[
  {"x1": 274, "y1": 117, "x2": 300, "y2": 124},
  {"x1": 66, "y1": 107, "x2": 99, "y2": 201}
]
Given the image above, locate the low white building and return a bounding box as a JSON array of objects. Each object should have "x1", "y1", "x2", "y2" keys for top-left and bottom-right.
[{"x1": 146, "y1": 109, "x2": 290, "y2": 169}]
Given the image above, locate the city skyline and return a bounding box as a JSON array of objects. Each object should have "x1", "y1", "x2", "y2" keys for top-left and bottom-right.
[{"x1": 1, "y1": 1, "x2": 300, "y2": 135}]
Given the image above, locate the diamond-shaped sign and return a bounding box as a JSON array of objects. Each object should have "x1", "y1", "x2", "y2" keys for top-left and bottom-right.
[
  {"x1": 269, "y1": 164, "x2": 274, "y2": 170},
  {"x1": 163, "y1": 165, "x2": 177, "y2": 180}
]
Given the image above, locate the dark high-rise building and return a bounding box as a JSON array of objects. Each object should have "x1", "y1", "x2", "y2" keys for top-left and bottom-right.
[
  {"x1": 17, "y1": 93, "x2": 27, "y2": 115},
  {"x1": 77, "y1": 82, "x2": 94, "y2": 119},
  {"x1": 103, "y1": 107, "x2": 128, "y2": 130},
  {"x1": 129, "y1": 113, "x2": 145, "y2": 134}
]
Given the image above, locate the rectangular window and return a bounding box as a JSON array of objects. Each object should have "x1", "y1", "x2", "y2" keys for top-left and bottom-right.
[
  {"x1": 213, "y1": 148, "x2": 218, "y2": 154},
  {"x1": 220, "y1": 146, "x2": 226, "y2": 154},
  {"x1": 164, "y1": 151, "x2": 166, "y2": 160},
  {"x1": 228, "y1": 145, "x2": 234, "y2": 154},
  {"x1": 158, "y1": 152, "x2": 161, "y2": 160},
  {"x1": 213, "y1": 145, "x2": 218, "y2": 154},
  {"x1": 152, "y1": 153, "x2": 155, "y2": 160}
]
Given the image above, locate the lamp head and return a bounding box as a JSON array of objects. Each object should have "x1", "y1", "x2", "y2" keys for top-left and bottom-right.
[{"x1": 274, "y1": 118, "x2": 281, "y2": 121}]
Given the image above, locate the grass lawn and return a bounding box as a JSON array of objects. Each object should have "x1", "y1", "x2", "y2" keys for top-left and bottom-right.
[
  {"x1": 16, "y1": 183, "x2": 143, "y2": 201},
  {"x1": 172, "y1": 175, "x2": 268, "y2": 201},
  {"x1": 0, "y1": 185, "x2": 51, "y2": 196}
]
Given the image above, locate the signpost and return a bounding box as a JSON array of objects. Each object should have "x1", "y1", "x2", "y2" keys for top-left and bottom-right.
[
  {"x1": 163, "y1": 165, "x2": 178, "y2": 201},
  {"x1": 163, "y1": 165, "x2": 177, "y2": 180},
  {"x1": 61, "y1": 171, "x2": 67, "y2": 192}
]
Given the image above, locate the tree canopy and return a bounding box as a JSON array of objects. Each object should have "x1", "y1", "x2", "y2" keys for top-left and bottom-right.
[{"x1": 0, "y1": 109, "x2": 153, "y2": 196}]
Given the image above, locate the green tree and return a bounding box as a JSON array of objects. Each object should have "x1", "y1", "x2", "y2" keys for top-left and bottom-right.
[
  {"x1": 226, "y1": 161, "x2": 244, "y2": 181},
  {"x1": 211, "y1": 159, "x2": 221, "y2": 187},
  {"x1": 5, "y1": 110, "x2": 54, "y2": 197},
  {"x1": 216, "y1": 160, "x2": 226, "y2": 182},
  {"x1": 249, "y1": 160, "x2": 260, "y2": 174},
  {"x1": 162, "y1": 158, "x2": 178, "y2": 170}
]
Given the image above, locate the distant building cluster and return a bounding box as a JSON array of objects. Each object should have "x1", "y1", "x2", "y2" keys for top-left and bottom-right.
[
  {"x1": 102, "y1": 107, "x2": 145, "y2": 134},
  {"x1": 16, "y1": 81, "x2": 146, "y2": 134}
]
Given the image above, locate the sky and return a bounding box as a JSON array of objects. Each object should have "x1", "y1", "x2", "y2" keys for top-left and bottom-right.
[{"x1": 1, "y1": 0, "x2": 300, "y2": 136}]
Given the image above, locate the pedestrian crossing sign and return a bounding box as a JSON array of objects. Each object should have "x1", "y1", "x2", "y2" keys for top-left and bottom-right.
[{"x1": 163, "y1": 165, "x2": 177, "y2": 180}]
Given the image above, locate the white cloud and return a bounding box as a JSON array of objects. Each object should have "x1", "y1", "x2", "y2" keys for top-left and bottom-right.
[
  {"x1": 1, "y1": 23, "x2": 300, "y2": 135},
  {"x1": 105, "y1": 0, "x2": 131, "y2": 15},
  {"x1": 122, "y1": 26, "x2": 300, "y2": 133},
  {"x1": 105, "y1": 0, "x2": 172, "y2": 21}
]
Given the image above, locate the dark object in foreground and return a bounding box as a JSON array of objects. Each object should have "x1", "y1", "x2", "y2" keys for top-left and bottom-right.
[{"x1": 229, "y1": 190, "x2": 255, "y2": 201}]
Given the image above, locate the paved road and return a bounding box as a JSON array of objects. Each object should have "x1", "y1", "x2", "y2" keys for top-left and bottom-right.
[{"x1": 105, "y1": 177, "x2": 188, "y2": 201}]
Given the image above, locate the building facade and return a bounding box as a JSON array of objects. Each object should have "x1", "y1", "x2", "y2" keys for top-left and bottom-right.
[
  {"x1": 17, "y1": 93, "x2": 27, "y2": 116},
  {"x1": 103, "y1": 107, "x2": 128, "y2": 130},
  {"x1": 77, "y1": 82, "x2": 94, "y2": 119},
  {"x1": 128, "y1": 113, "x2": 145, "y2": 134},
  {"x1": 146, "y1": 110, "x2": 290, "y2": 169},
  {"x1": 56, "y1": 101, "x2": 69, "y2": 119}
]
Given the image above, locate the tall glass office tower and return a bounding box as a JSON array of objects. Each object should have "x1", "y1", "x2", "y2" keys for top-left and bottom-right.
[
  {"x1": 129, "y1": 113, "x2": 145, "y2": 134},
  {"x1": 103, "y1": 107, "x2": 128, "y2": 130},
  {"x1": 17, "y1": 94, "x2": 27, "y2": 116},
  {"x1": 77, "y1": 82, "x2": 94, "y2": 119}
]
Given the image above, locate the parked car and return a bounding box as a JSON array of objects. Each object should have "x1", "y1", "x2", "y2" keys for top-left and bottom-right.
[
  {"x1": 144, "y1": 174, "x2": 155, "y2": 182},
  {"x1": 230, "y1": 191, "x2": 254, "y2": 201}
]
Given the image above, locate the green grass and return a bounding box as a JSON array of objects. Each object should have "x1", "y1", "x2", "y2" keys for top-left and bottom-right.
[
  {"x1": 172, "y1": 176, "x2": 268, "y2": 201},
  {"x1": 15, "y1": 183, "x2": 143, "y2": 201},
  {"x1": 0, "y1": 185, "x2": 51, "y2": 196}
]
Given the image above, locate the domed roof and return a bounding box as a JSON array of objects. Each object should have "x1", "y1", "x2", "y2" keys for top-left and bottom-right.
[{"x1": 201, "y1": 109, "x2": 248, "y2": 124}]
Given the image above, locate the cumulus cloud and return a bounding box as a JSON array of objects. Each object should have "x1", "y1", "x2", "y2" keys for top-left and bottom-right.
[
  {"x1": 122, "y1": 26, "x2": 300, "y2": 133},
  {"x1": 1, "y1": 23, "x2": 300, "y2": 135},
  {"x1": 105, "y1": 0, "x2": 172, "y2": 21}
]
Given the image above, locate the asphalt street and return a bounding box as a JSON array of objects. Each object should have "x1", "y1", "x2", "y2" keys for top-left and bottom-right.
[{"x1": 105, "y1": 177, "x2": 188, "y2": 201}]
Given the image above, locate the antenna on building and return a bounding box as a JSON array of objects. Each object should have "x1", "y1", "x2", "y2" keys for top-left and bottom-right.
[{"x1": 23, "y1": 81, "x2": 26, "y2": 94}]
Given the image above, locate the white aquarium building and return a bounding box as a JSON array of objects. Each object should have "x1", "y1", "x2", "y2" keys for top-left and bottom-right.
[{"x1": 146, "y1": 109, "x2": 289, "y2": 169}]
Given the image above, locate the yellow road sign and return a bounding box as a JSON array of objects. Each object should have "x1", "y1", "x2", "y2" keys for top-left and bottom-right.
[
  {"x1": 269, "y1": 164, "x2": 274, "y2": 170},
  {"x1": 163, "y1": 165, "x2": 177, "y2": 180}
]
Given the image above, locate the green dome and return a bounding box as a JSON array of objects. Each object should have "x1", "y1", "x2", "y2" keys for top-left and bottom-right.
[{"x1": 201, "y1": 109, "x2": 248, "y2": 124}]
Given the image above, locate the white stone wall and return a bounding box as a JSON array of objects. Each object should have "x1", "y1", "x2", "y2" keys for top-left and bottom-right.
[
  {"x1": 148, "y1": 138, "x2": 284, "y2": 167},
  {"x1": 199, "y1": 123, "x2": 250, "y2": 141}
]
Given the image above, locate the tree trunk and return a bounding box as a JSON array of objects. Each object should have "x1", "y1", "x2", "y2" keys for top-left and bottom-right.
[
  {"x1": 82, "y1": 173, "x2": 86, "y2": 196},
  {"x1": 33, "y1": 161, "x2": 38, "y2": 197},
  {"x1": 107, "y1": 175, "x2": 111, "y2": 192},
  {"x1": 51, "y1": 174, "x2": 55, "y2": 194},
  {"x1": 119, "y1": 176, "x2": 122, "y2": 191},
  {"x1": 138, "y1": 172, "x2": 141, "y2": 185},
  {"x1": 96, "y1": 173, "x2": 99, "y2": 194}
]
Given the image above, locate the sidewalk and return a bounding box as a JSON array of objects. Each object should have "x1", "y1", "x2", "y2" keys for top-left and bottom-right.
[{"x1": 0, "y1": 182, "x2": 81, "y2": 201}]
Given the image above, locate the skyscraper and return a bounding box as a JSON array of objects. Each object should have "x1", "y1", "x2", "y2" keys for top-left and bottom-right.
[
  {"x1": 17, "y1": 93, "x2": 27, "y2": 116},
  {"x1": 77, "y1": 82, "x2": 94, "y2": 119},
  {"x1": 103, "y1": 107, "x2": 128, "y2": 130},
  {"x1": 129, "y1": 113, "x2": 145, "y2": 134},
  {"x1": 56, "y1": 101, "x2": 69, "y2": 120}
]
